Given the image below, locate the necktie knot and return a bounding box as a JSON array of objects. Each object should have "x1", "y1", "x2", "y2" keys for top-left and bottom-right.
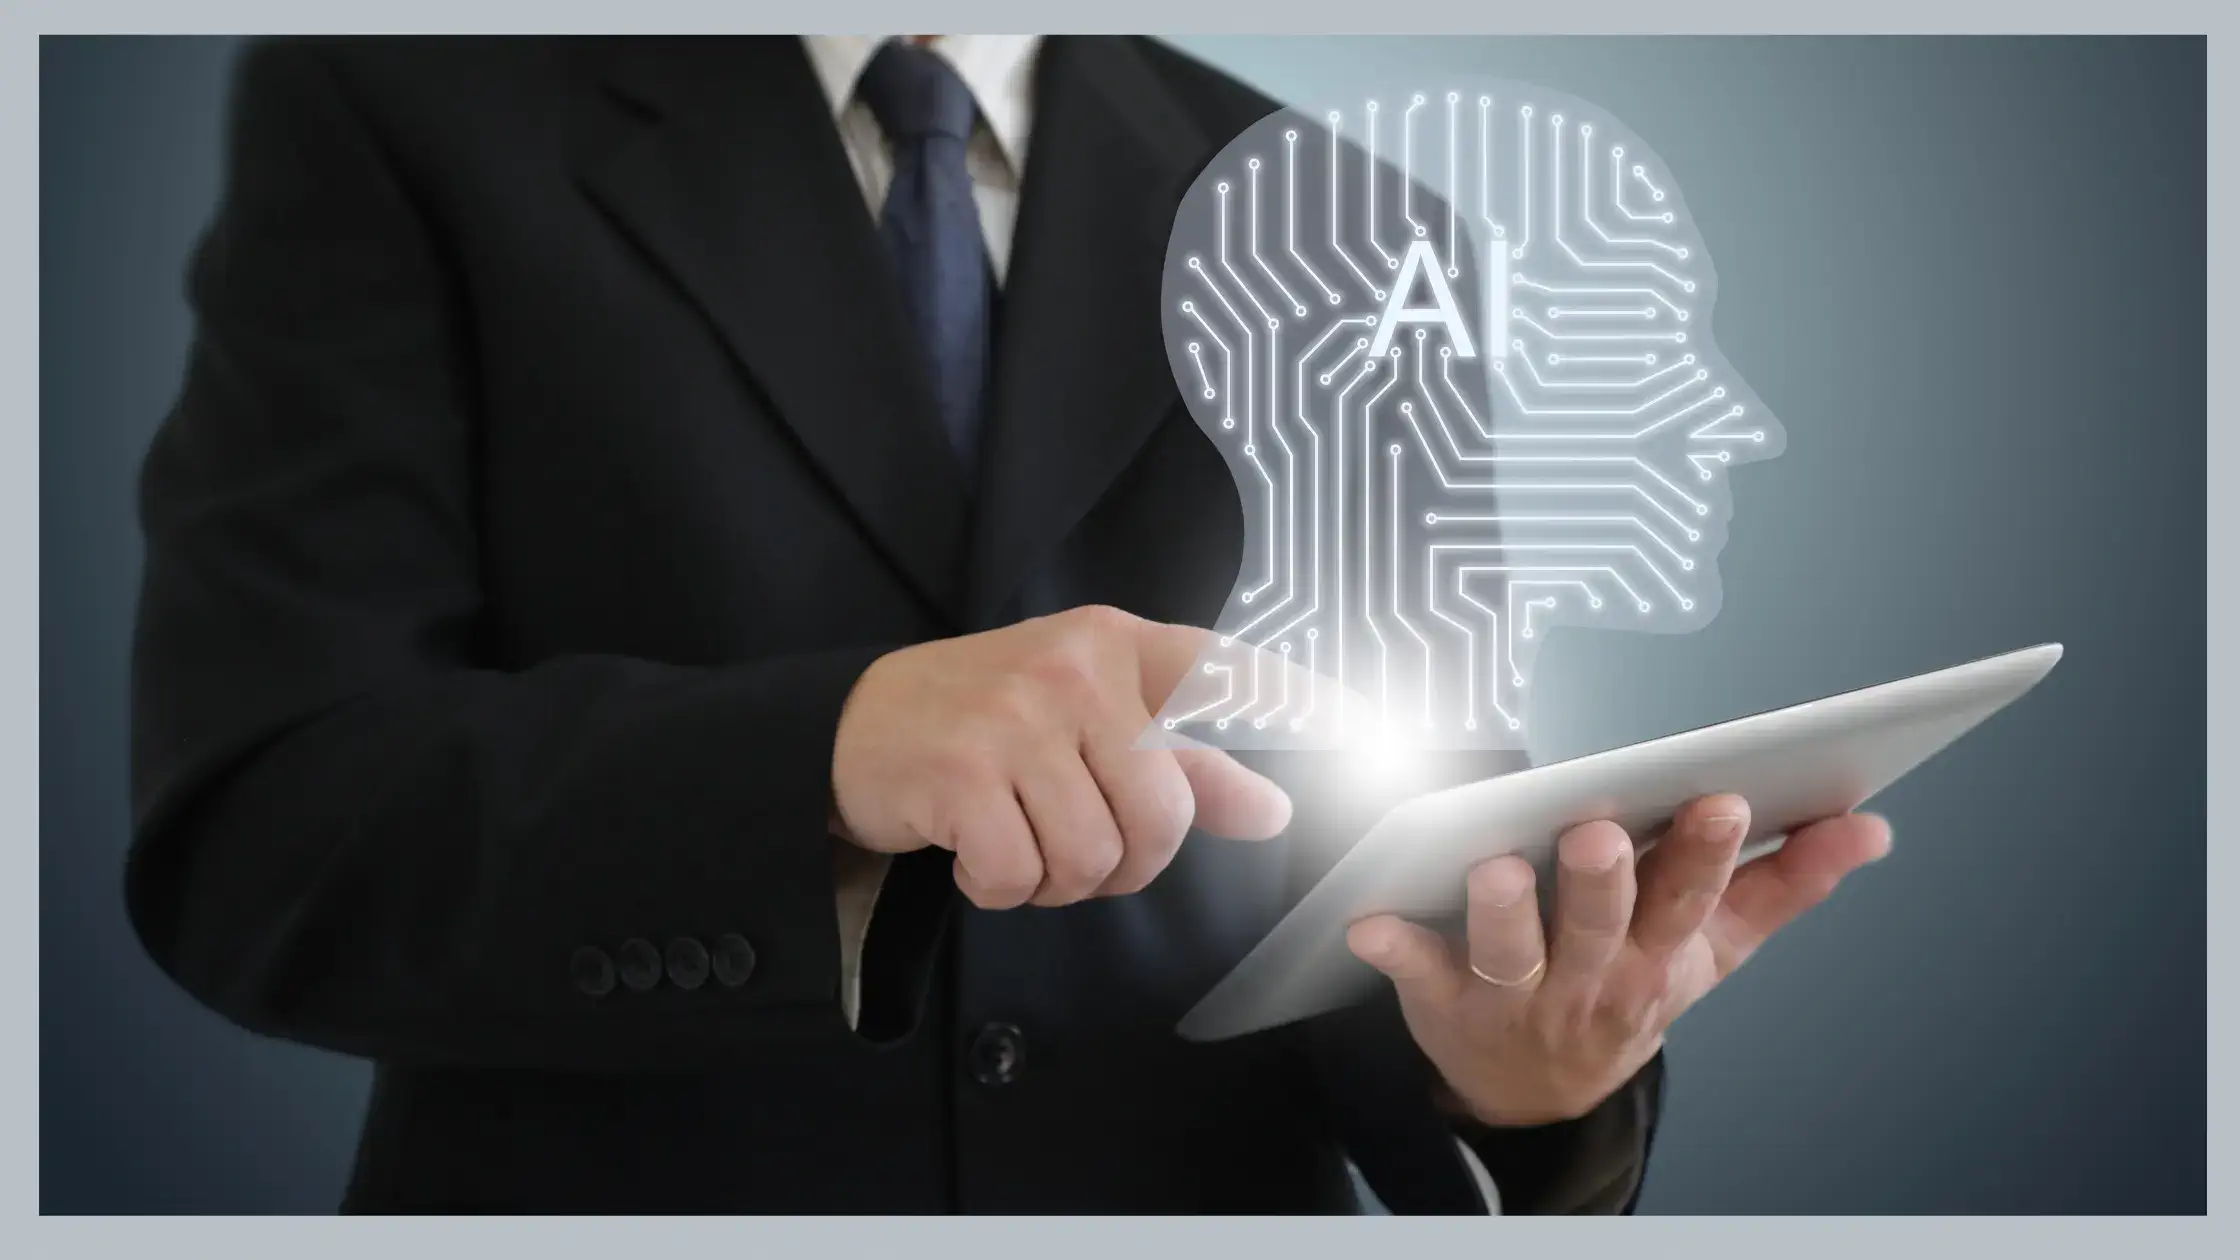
[{"x1": 857, "y1": 40, "x2": 979, "y2": 144}]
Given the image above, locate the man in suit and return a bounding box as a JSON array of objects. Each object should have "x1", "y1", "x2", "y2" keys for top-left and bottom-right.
[{"x1": 125, "y1": 34, "x2": 1891, "y2": 1213}]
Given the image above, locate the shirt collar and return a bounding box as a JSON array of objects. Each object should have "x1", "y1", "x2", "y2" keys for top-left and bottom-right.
[{"x1": 801, "y1": 35, "x2": 1040, "y2": 174}]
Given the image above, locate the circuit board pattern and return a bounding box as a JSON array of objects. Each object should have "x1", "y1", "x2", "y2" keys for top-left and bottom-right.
[{"x1": 1147, "y1": 83, "x2": 1785, "y2": 752}]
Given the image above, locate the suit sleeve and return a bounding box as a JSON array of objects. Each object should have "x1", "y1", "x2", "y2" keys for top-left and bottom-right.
[
  {"x1": 1303, "y1": 986, "x2": 1663, "y2": 1215},
  {"x1": 1448, "y1": 1051, "x2": 1664, "y2": 1214},
  {"x1": 125, "y1": 38, "x2": 901, "y2": 1073}
]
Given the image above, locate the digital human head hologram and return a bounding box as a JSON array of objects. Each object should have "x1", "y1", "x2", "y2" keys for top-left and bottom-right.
[{"x1": 1146, "y1": 83, "x2": 1785, "y2": 754}]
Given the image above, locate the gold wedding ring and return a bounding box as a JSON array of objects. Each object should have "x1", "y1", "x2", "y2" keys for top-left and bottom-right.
[{"x1": 1469, "y1": 958, "x2": 1546, "y2": 988}]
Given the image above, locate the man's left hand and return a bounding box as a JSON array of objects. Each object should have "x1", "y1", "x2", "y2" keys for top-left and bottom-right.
[{"x1": 1346, "y1": 795, "x2": 1892, "y2": 1127}]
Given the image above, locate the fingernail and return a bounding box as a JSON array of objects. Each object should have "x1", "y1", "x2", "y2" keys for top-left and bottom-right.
[
  {"x1": 1472, "y1": 862, "x2": 1530, "y2": 907},
  {"x1": 1705, "y1": 813, "x2": 1746, "y2": 845}
]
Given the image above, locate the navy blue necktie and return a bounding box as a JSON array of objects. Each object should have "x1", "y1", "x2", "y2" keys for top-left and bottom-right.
[{"x1": 857, "y1": 40, "x2": 993, "y2": 474}]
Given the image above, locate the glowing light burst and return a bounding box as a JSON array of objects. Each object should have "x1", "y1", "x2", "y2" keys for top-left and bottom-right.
[{"x1": 1143, "y1": 83, "x2": 1785, "y2": 753}]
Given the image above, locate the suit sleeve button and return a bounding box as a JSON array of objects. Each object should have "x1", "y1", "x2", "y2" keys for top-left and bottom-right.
[
  {"x1": 711, "y1": 933, "x2": 757, "y2": 987},
  {"x1": 665, "y1": 937, "x2": 711, "y2": 990},
  {"x1": 570, "y1": 945, "x2": 615, "y2": 998},
  {"x1": 616, "y1": 937, "x2": 663, "y2": 991}
]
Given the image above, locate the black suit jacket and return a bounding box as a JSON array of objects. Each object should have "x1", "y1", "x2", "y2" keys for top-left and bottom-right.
[{"x1": 125, "y1": 35, "x2": 1662, "y2": 1213}]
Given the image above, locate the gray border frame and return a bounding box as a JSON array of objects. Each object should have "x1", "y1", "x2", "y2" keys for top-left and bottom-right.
[{"x1": 13, "y1": 0, "x2": 2219, "y2": 1242}]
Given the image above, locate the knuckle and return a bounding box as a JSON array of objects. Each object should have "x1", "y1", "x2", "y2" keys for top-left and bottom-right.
[
  {"x1": 1666, "y1": 884, "x2": 1718, "y2": 925},
  {"x1": 985, "y1": 674, "x2": 1045, "y2": 726},
  {"x1": 1533, "y1": 1010, "x2": 1578, "y2": 1059},
  {"x1": 1645, "y1": 961, "x2": 1680, "y2": 1009},
  {"x1": 1129, "y1": 813, "x2": 1188, "y2": 867},
  {"x1": 920, "y1": 784, "x2": 975, "y2": 851},
  {"x1": 1026, "y1": 639, "x2": 1099, "y2": 697},
  {"x1": 958, "y1": 836, "x2": 1041, "y2": 897},
  {"x1": 1098, "y1": 865, "x2": 1153, "y2": 897},
  {"x1": 1568, "y1": 900, "x2": 1629, "y2": 939},
  {"x1": 1089, "y1": 836, "x2": 1128, "y2": 881},
  {"x1": 1615, "y1": 993, "x2": 1663, "y2": 1041},
  {"x1": 978, "y1": 872, "x2": 1039, "y2": 907},
  {"x1": 1118, "y1": 832, "x2": 1179, "y2": 887},
  {"x1": 972, "y1": 884, "x2": 1028, "y2": 911},
  {"x1": 1590, "y1": 989, "x2": 1645, "y2": 1040},
  {"x1": 955, "y1": 859, "x2": 1026, "y2": 909},
  {"x1": 1565, "y1": 1001, "x2": 1608, "y2": 1048},
  {"x1": 1125, "y1": 783, "x2": 1193, "y2": 858},
  {"x1": 1612, "y1": 970, "x2": 1671, "y2": 1033},
  {"x1": 1586, "y1": 1001, "x2": 1628, "y2": 1042},
  {"x1": 924, "y1": 745, "x2": 993, "y2": 792},
  {"x1": 1070, "y1": 603, "x2": 1136, "y2": 638},
  {"x1": 1048, "y1": 839, "x2": 1122, "y2": 890},
  {"x1": 1148, "y1": 757, "x2": 1196, "y2": 836}
]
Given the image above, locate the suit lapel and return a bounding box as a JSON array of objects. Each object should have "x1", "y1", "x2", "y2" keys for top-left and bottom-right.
[
  {"x1": 966, "y1": 38, "x2": 1218, "y2": 624},
  {"x1": 572, "y1": 37, "x2": 972, "y2": 625}
]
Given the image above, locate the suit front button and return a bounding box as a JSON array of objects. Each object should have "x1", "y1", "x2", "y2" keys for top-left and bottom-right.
[
  {"x1": 616, "y1": 938, "x2": 663, "y2": 991},
  {"x1": 968, "y1": 1022, "x2": 1026, "y2": 1087},
  {"x1": 711, "y1": 933, "x2": 757, "y2": 987},
  {"x1": 570, "y1": 945, "x2": 616, "y2": 998}
]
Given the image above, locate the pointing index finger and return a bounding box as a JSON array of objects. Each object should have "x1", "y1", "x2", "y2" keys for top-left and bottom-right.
[{"x1": 1127, "y1": 615, "x2": 1219, "y2": 717}]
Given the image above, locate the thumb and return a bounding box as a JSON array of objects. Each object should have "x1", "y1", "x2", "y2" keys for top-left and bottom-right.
[
  {"x1": 1172, "y1": 745, "x2": 1294, "y2": 840},
  {"x1": 1347, "y1": 915, "x2": 1464, "y2": 1007}
]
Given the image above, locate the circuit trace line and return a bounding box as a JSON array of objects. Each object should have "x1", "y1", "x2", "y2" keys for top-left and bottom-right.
[{"x1": 1150, "y1": 81, "x2": 1786, "y2": 752}]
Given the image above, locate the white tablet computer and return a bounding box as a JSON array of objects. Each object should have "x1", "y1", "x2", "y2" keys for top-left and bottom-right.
[{"x1": 1176, "y1": 642, "x2": 2064, "y2": 1042}]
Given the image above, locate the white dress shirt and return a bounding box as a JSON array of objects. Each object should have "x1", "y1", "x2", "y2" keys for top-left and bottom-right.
[
  {"x1": 798, "y1": 34, "x2": 1043, "y2": 1035},
  {"x1": 801, "y1": 35, "x2": 1039, "y2": 283}
]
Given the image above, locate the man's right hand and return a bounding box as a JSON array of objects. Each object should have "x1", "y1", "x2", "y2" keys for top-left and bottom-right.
[{"x1": 830, "y1": 605, "x2": 1294, "y2": 909}]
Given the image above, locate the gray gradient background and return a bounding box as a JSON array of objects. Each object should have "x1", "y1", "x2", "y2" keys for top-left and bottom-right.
[{"x1": 40, "y1": 36, "x2": 2202, "y2": 1214}]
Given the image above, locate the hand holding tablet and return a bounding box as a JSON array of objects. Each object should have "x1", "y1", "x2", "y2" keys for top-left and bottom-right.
[
  {"x1": 1179, "y1": 644, "x2": 2063, "y2": 1122},
  {"x1": 1351, "y1": 792, "x2": 1892, "y2": 1127}
]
